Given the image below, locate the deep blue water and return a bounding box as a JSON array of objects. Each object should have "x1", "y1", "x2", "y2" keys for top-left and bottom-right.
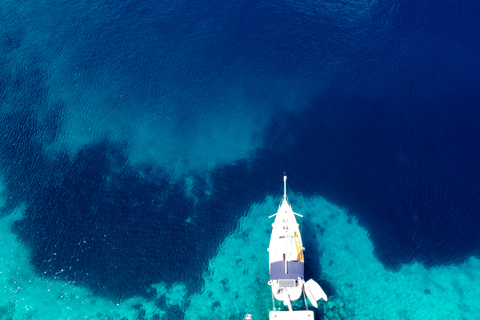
[{"x1": 1, "y1": 0, "x2": 480, "y2": 315}]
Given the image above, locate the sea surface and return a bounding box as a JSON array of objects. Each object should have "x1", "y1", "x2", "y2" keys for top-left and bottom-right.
[{"x1": 1, "y1": 0, "x2": 480, "y2": 319}]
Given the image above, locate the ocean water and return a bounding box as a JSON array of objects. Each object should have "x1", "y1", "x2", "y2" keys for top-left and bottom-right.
[{"x1": 1, "y1": 0, "x2": 480, "y2": 319}]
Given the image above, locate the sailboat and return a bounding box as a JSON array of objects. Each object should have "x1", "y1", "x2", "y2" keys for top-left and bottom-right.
[{"x1": 266, "y1": 175, "x2": 328, "y2": 319}]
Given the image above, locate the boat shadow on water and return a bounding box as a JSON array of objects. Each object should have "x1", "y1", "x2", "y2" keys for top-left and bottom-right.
[{"x1": 301, "y1": 217, "x2": 335, "y2": 319}]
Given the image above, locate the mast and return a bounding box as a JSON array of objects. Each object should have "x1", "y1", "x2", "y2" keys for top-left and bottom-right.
[{"x1": 283, "y1": 175, "x2": 287, "y2": 201}]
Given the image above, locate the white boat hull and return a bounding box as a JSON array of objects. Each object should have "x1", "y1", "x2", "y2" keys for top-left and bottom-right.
[
  {"x1": 260, "y1": 176, "x2": 328, "y2": 320},
  {"x1": 268, "y1": 177, "x2": 305, "y2": 305}
]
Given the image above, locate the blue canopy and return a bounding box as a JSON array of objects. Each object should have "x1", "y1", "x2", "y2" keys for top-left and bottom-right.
[{"x1": 270, "y1": 260, "x2": 304, "y2": 280}]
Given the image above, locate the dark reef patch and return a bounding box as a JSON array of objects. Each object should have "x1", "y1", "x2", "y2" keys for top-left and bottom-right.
[{"x1": 0, "y1": 107, "x2": 277, "y2": 301}]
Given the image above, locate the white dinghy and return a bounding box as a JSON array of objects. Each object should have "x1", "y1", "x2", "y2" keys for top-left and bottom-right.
[{"x1": 305, "y1": 279, "x2": 328, "y2": 308}]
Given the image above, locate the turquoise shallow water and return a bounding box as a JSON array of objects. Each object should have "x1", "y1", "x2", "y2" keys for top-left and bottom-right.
[
  {"x1": 2, "y1": 194, "x2": 480, "y2": 319},
  {"x1": 1, "y1": 0, "x2": 480, "y2": 319}
]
